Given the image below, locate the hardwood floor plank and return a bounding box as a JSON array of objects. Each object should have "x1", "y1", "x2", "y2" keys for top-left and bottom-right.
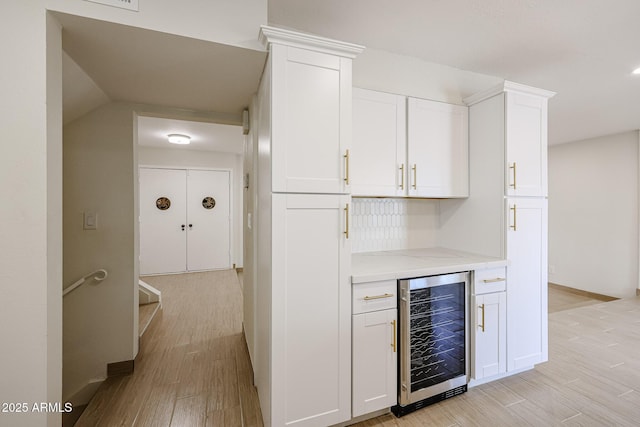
[
  {"x1": 74, "y1": 376, "x2": 128, "y2": 427},
  {"x1": 170, "y1": 394, "x2": 207, "y2": 427},
  {"x1": 133, "y1": 383, "x2": 177, "y2": 427}
]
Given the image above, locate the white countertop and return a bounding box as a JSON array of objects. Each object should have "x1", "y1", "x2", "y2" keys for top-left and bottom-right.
[{"x1": 351, "y1": 247, "x2": 507, "y2": 284}]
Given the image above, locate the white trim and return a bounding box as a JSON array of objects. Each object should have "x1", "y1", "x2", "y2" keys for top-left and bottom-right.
[
  {"x1": 464, "y1": 80, "x2": 556, "y2": 106},
  {"x1": 259, "y1": 25, "x2": 365, "y2": 58},
  {"x1": 63, "y1": 378, "x2": 105, "y2": 406}
]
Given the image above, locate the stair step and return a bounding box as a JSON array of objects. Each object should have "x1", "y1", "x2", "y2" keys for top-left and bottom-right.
[{"x1": 138, "y1": 302, "x2": 160, "y2": 337}]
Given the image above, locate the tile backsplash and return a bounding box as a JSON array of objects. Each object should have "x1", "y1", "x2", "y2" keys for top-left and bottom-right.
[{"x1": 351, "y1": 198, "x2": 439, "y2": 253}]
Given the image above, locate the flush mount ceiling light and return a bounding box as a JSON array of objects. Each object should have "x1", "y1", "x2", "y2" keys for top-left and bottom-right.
[
  {"x1": 167, "y1": 133, "x2": 191, "y2": 145},
  {"x1": 633, "y1": 67, "x2": 640, "y2": 75}
]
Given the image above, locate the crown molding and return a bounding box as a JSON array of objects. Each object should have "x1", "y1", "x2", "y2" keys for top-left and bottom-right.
[
  {"x1": 464, "y1": 80, "x2": 556, "y2": 106},
  {"x1": 259, "y1": 25, "x2": 365, "y2": 58}
]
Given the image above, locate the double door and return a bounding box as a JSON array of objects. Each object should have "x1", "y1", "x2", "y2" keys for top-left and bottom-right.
[{"x1": 139, "y1": 168, "x2": 231, "y2": 275}]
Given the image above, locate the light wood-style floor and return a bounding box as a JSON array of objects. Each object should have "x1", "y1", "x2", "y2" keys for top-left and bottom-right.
[
  {"x1": 77, "y1": 275, "x2": 640, "y2": 426},
  {"x1": 76, "y1": 270, "x2": 262, "y2": 427},
  {"x1": 548, "y1": 283, "x2": 617, "y2": 313}
]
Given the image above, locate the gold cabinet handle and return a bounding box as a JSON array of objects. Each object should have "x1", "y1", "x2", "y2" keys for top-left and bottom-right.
[
  {"x1": 399, "y1": 164, "x2": 405, "y2": 190},
  {"x1": 344, "y1": 149, "x2": 350, "y2": 185},
  {"x1": 411, "y1": 164, "x2": 417, "y2": 190},
  {"x1": 510, "y1": 204, "x2": 517, "y2": 231},
  {"x1": 483, "y1": 277, "x2": 506, "y2": 283},
  {"x1": 391, "y1": 319, "x2": 397, "y2": 353},
  {"x1": 343, "y1": 203, "x2": 349, "y2": 239},
  {"x1": 509, "y1": 162, "x2": 517, "y2": 189},
  {"x1": 479, "y1": 304, "x2": 485, "y2": 332},
  {"x1": 363, "y1": 293, "x2": 393, "y2": 301}
]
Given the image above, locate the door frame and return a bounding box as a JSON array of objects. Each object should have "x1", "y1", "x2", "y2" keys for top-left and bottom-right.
[{"x1": 138, "y1": 165, "x2": 234, "y2": 274}]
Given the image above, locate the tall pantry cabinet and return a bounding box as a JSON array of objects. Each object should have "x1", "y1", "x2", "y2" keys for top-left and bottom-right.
[
  {"x1": 252, "y1": 26, "x2": 364, "y2": 427},
  {"x1": 440, "y1": 81, "x2": 554, "y2": 379}
]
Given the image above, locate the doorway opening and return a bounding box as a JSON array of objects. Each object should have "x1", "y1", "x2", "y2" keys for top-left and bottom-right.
[{"x1": 56, "y1": 10, "x2": 265, "y2": 418}]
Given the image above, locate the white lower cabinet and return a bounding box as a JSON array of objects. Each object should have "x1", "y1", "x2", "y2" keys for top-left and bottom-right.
[
  {"x1": 471, "y1": 267, "x2": 507, "y2": 382},
  {"x1": 271, "y1": 193, "x2": 352, "y2": 427},
  {"x1": 352, "y1": 280, "x2": 397, "y2": 417},
  {"x1": 472, "y1": 291, "x2": 506, "y2": 380},
  {"x1": 506, "y1": 197, "x2": 548, "y2": 370}
]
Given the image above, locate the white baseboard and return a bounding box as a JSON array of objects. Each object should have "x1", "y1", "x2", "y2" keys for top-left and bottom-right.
[{"x1": 64, "y1": 377, "x2": 105, "y2": 407}]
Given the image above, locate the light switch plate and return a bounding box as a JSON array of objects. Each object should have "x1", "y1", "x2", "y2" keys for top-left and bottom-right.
[{"x1": 84, "y1": 211, "x2": 97, "y2": 230}]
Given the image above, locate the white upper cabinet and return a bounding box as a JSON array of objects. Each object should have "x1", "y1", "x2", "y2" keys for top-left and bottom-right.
[
  {"x1": 352, "y1": 89, "x2": 406, "y2": 197},
  {"x1": 464, "y1": 81, "x2": 554, "y2": 199},
  {"x1": 270, "y1": 44, "x2": 353, "y2": 194},
  {"x1": 351, "y1": 88, "x2": 469, "y2": 198},
  {"x1": 505, "y1": 91, "x2": 548, "y2": 197},
  {"x1": 407, "y1": 97, "x2": 469, "y2": 198}
]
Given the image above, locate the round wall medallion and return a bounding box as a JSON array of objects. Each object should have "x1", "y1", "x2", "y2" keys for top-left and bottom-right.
[
  {"x1": 156, "y1": 197, "x2": 171, "y2": 210},
  {"x1": 202, "y1": 196, "x2": 216, "y2": 210}
]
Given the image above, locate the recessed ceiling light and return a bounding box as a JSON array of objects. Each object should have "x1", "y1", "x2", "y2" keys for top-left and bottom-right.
[
  {"x1": 167, "y1": 134, "x2": 191, "y2": 145},
  {"x1": 633, "y1": 67, "x2": 640, "y2": 75}
]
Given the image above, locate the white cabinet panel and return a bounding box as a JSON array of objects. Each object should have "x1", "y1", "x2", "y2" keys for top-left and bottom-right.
[
  {"x1": 352, "y1": 89, "x2": 406, "y2": 197},
  {"x1": 472, "y1": 291, "x2": 506, "y2": 380},
  {"x1": 272, "y1": 193, "x2": 351, "y2": 427},
  {"x1": 352, "y1": 308, "x2": 397, "y2": 417},
  {"x1": 271, "y1": 45, "x2": 351, "y2": 194},
  {"x1": 407, "y1": 97, "x2": 469, "y2": 198},
  {"x1": 506, "y1": 198, "x2": 548, "y2": 370},
  {"x1": 352, "y1": 279, "x2": 397, "y2": 314},
  {"x1": 506, "y1": 92, "x2": 548, "y2": 197},
  {"x1": 473, "y1": 267, "x2": 507, "y2": 295}
]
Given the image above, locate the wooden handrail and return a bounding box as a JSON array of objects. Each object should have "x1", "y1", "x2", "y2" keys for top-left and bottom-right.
[{"x1": 63, "y1": 269, "x2": 108, "y2": 297}]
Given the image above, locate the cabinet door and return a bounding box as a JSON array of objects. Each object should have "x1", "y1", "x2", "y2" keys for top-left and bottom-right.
[
  {"x1": 352, "y1": 88, "x2": 406, "y2": 197},
  {"x1": 407, "y1": 98, "x2": 468, "y2": 198},
  {"x1": 352, "y1": 309, "x2": 397, "y2": 417},
  {"x1": 272, "y1": 193, "x2": 351, "y2": 427},
  {"x1": 473, "y1": 292, "x2": 506, "y2": 380},
  {"x1": 505, "y1": 92, "x2": 548, "y2": 197},
  {"x1": 271, "y1": 44, "x2": 352, "y2": 194},
  {"x1": 506, "y1": 198, "x2": 548, "y2": 371}
]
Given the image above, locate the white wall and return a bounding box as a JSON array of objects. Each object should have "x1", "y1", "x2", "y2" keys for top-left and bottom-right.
[
  {"x1": 46, "y1": 13, "x2": 64, "y2": 426},
  {"x1": 353, "y1": 47, "x2": 502, "y2": 104},
  {"x1": 0, "y1": 4, "x2": 62, "y2": 426},
  {"x1": 138, "y1": 146, "x2": 244, "y2": 268},
  {"x1": 63, "y1": 102, "x2": 138, "y2": 401},
  {"x1": 549, "y1": 131, "x2": 639, "y2": 298}
]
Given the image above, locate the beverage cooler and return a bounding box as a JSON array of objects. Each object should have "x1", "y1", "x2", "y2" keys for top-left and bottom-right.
[{"x1": 392, "y1": 272, "x2": 469, "y2": 417}]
